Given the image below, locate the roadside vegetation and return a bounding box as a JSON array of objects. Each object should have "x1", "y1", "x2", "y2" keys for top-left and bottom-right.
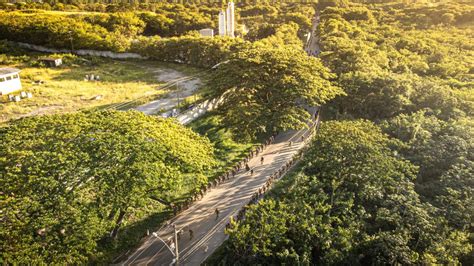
[
  {"x1": 222, "y1": 120, "x2": 471, "y2": 264},
  {"x1": 216, "y1": 1, "x2": 473, "y2": 264},
  {"x1": 0, "y1": 0, "x2": 472, "y2": 264}
]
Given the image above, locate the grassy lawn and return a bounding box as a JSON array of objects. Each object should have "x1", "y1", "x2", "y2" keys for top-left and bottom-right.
[
  {"x1": 0, "y1": 45, "x2": 201, "y2": 123},
  {"x1": 189, "y1": 112, "x2": 258, "y2": 174}
]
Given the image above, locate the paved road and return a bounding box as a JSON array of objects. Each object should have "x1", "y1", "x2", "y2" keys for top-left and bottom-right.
[
  {"x1": 305, "y1": 12, "x2": 321, "y2": 56},
  {"x1": 120, "y1": 119, "x2": 316, "y2": 266}
]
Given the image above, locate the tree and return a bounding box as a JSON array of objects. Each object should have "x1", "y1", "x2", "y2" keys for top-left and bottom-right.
[
  {"x1": 209, "y1": 46, "x2": 343, "y2": 140},
  {"x1": 0, "y1": 110, "x2": 215, "y2": 264},
  {"x1": 223, "y1": 121, "x2": 471, "y2": 264}
]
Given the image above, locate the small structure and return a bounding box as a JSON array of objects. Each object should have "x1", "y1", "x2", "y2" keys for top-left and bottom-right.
[
  {"x1": 218, "y1": 1, "x2": 235, "y2": 37},
  {"x1": 218, "y1": 10, "x2": 227, "y2": 36},
  {"x1": 199, "y1": 28, "x2": 214, "y2": 37},
  {"x1": 39, "y1": 57, "x2": 63, "y2": 67},
  {"x1": 0, "y1": 67, "x2": 22, "y2": 95},
  {"x1": 226, "y1": 1, "x2": 235, "y2": 37}
]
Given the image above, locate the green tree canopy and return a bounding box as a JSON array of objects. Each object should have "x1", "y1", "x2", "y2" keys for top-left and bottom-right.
[
  {"x1": 224, "y1": 120, "x2": 471, "y2": 264},
  {"x1": 0, "y1": 110, "x2": 215, "y2": 264},
  {"x1": 209, "y1": 46, "x2": 343, "y2": 140}
]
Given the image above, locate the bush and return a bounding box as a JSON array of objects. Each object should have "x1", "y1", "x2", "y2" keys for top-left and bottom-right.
[
  {"x1": 0, "y1": 12, "x2": 130, "y2": 52},
  {"x1": 132, "y1": 35, "x2": 247, "y2": 68}
]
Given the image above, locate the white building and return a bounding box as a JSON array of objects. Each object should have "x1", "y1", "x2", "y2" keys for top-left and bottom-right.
[
  {"x1": 199, "y1": 28, "x2": 214, "y2": 37},
  {"x1": 0, "y1": 68, "x2": 22, "y2": 95},
  {"x1": 218, "y1": 10, "x2": 227, "y2": 36},
  {"x1": 226, "y1": 1, "x2": 235, "y2": 37}
]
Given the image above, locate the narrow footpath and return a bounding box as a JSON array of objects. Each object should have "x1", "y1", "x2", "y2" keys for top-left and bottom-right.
[{"x1": 120, "y1": 115, "x2": 317, "y2": 266}]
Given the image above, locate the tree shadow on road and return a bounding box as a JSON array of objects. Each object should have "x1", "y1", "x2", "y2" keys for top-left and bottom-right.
[{"x1": 94, "y1": 209, "x2": 173, "y2": 264}]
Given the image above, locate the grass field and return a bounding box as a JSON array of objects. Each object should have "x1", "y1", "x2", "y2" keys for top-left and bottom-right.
[{"x1": 0, "y1": 48, "x2": 201, "y2": 123}]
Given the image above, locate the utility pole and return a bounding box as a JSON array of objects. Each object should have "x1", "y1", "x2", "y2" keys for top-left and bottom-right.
[
  {"x1": 173, "y1": 224, "x2": 179, "y2": 265},
  {"x1": 68, "y1": 31, "x2": 74, "y2": 52}
]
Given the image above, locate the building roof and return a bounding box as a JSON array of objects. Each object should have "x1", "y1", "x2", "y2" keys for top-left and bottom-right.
[{"x1": 0, "y1": 67, "x2": 21, "y2": 76}]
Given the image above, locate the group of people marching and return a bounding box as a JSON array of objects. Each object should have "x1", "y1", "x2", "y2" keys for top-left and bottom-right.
[
  {"x1": 171, "y1": 109, "x2": 320, "y2": 216},
  {"x1": 169, "y1": 133, "x2": 277, "y2": 216},
  {"x1": 225, "y1": 149, "x2": 300, "y2": 231},
  {"x1": 224, "y1": 110, "x2": 321, "y2": 230},
  {"x1": 164, "y1": 109, "x2": 321, "y2": 246}
]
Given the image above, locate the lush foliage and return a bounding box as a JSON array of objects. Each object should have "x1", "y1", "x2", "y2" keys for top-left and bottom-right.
[
  {"x1": 0, "y1": 1, "x2": 315, "y2": 51},
  {"x1": 0, "y1": 110, "x2": 215, "y2": 263},
  {"x1": 223, "y1": 120, "x2": 471, "y2": 264},
  {"x1": 0, "y1": 2, "x2": 315, "y2": 39},
  {"x1": 318, "y1": 4, "x2": 473, "y2": 120},
  {"x1": 0, "y1": 11, "x2": 132, "y2": 52},
  {"x1": 217, "y1": 1, "x2": 473, "y2": 264},
  {"x1": 132, "y1": 35, "x2": 246, "y2": 68},
  {"x1": 317, "y1": 4, "x2": 473, "y2": 242},
  {"x1": 209, "y1": 47, "x2": 342, "y2": 140}
]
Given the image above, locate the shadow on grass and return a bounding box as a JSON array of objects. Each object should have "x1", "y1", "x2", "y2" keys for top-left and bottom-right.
[{"x1": 94, "y1": 209, "x2": 173, "y2": 264}]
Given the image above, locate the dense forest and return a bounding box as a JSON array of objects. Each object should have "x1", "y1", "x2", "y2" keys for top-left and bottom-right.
[
  {"x1": 216, "y1": 1, "x2": 474, "y2": 264},
  {"x1": 224, "y1": 120, "x2": 471, "y2": 264},
  {"x1": 0, "y1": 2, "x2": 340, "y2": 263},
  {"x1": 0, "y1": 2, "x2": 314, "y2": 51},
  {"x1": 0, "y1": 0, "x2": 472, "y2": 264}
]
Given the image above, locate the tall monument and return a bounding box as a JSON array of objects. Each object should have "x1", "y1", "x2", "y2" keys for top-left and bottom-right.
[
  {"x1": 217, "y1": 1, "x2": 235, "y2": 37},
  {"x1": 218, "y1": 10, "x2": 226, "y2": 36},
  {"x1": 225, "y1": 1, "x2": 235, "y2": 37}
]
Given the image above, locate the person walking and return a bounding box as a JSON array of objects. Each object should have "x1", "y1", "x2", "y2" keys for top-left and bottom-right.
[
  {"x1": 289, "y1": 141, "x2": 292, "y2": 147},
  {"x1": 189, "y1": 229, "x2": 194, "y2": 240},
  {"x1": 215, "y1": 208, "x2": 220, "y2": 220},
  {"x1": 260, "y1": 156, "x2": 264, "y2": 165},
  {"x1": 245, "y1": 163, "x2": 250, "y2": 172},
  {"x1": 250, "y1": 169, "x2": 254, "y2": 176}
]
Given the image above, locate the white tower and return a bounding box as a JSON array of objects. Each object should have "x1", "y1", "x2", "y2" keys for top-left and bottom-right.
[
  {"x1": 225, "y1": 1, "x2": 235, "y2": 37},
  {"x1": 218, "y1": 10, "x2": 226, "y2": 36}
]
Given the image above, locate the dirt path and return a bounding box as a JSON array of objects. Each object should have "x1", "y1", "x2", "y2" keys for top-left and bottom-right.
[
  {"x1": 119, "y1": 110, "x2": 318, "y2": 266},
  {"x1": 134, "y1": 69, "x2": 202, "y2": 115}
]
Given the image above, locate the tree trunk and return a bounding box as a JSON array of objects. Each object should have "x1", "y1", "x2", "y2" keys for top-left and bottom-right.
[
  {"x1": 107, "y1": 207, "x2": 118, "y2": 221},
  {"x1": 110, "y1": 209, "x2": 126, "y2": 239},
  {"x1": 149, "y1": 195, "x2": 171, "y2": 207}
]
